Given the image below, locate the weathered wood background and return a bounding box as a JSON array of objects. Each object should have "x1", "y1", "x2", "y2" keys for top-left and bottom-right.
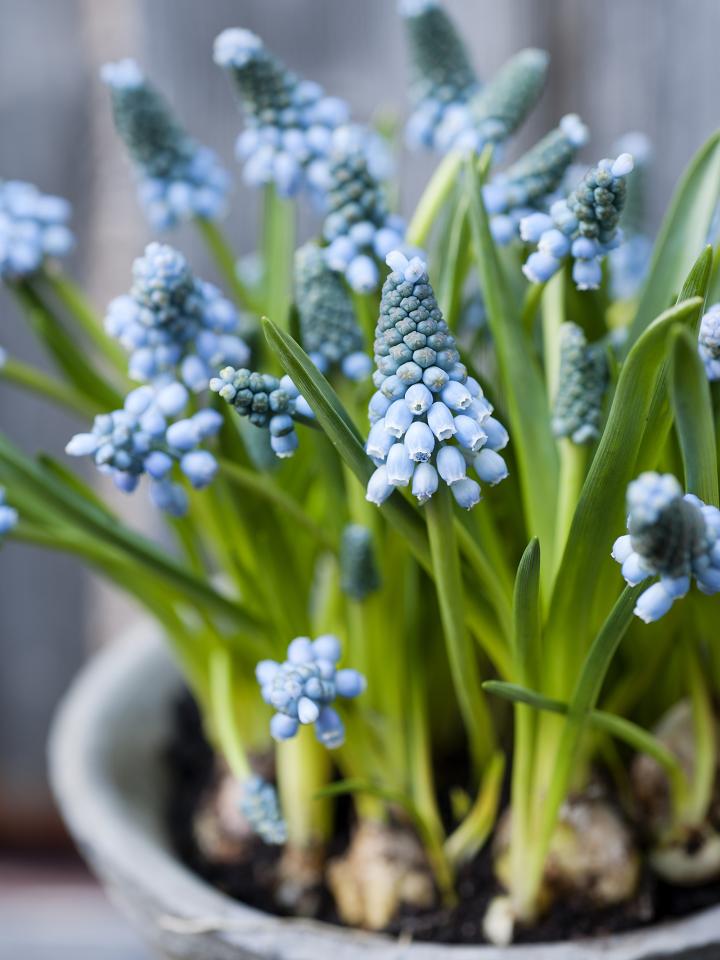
[{"x1": 1, "y1": 0, "x2": 720, "y2": 836}]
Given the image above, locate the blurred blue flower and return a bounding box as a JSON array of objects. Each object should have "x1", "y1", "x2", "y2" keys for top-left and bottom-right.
[
  {"x1": 0, "y1": 487, "x2": 18, "y2": 537},
  {"x1": 239, "y1": 775, "x2": 287, "y2": 845},
  {"x1": 699, "y1": 303, "x2": 720, "y2": 382},
  {"x1": 102, "y1": 59, "x2": 230, "y2": 230},
  {"x1": 0, "y1": 180, "x2": 73, "y2": 281}
]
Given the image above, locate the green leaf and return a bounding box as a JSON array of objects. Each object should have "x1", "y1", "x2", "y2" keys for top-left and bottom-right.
[
  {"x1": 467, "y1": 154, "x2": 558, "y2": 569},
  {"x1": 512, "y1": 538, "x2": 541, "y2": 687},
  {"x1": 669, "y1": 326, "x2": 719, "y2": 505},
  {"x1": 628, "y1": 132, "x2": 720, "y2": 345},
  {"x1": 546, "y1": 296, "x2": 704, "y2": 696}
]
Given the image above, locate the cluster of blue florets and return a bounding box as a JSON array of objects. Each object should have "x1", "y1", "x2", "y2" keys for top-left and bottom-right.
[
  {"x1": 256, "y1": 636, "x2": 365, "y2": 749},
  {"x1": 399, "y1": 0, "x2": 480, "y2": 152},
  {"x1": 612, "y1": 473, "x2": 720, "y2": 623},
  {"x1": 322, "y1": 128, "x2": 408, "y2": 293},
  {"x1": 105, "y1": 243, "x2": 249, "y2": 391},
  {"x1": 552, "y1": 323, "x2": 608, "y2": 445},
  {"x1": 213, "y1": 28, "x2": 350, "y2": 199},
  {"x1": 365, "y1": 252, "x2": 509, "y2": 510},
  {"x1": 0, "y1": 180, "x2": 74, "y2": 281},
  {"x1": 608, "y1": 132, "x2": 653, "y2": 300},
  {"x1": 239, "y1": 775, "x2": 287, "y2": 846},
  {"x1": 0, "y1": 487, "x2": 18, "y2": 538},
  {"x1": 699, "y1": 303, "x2": 720, "y2": 382},
  {"x1": 483, "y1": 114, "x2": 588, "y2": 246},
  {"x1": 66, "y1": 382, "x2": 221, "y2": 515},
  {"x1": 209, "y1": 367, "x2": 313, "y2": 459},
  {"x1": 521, "y1": 153, "x2": 634, "y2": 290},
  {"x1": 295, "y1": 242, "x2": 371, "y2": 380},
  {"x1": 102, "y1": 60, "x2": 230, "y2": 230}
]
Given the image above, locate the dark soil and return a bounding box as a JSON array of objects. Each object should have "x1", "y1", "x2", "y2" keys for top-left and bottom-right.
[{"x1": 166, "y1": 691, "x2": 720, "y2": 945}]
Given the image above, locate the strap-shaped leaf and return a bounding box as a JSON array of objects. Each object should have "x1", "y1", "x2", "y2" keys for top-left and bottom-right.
[
  {"x1": 669, "y1": 326, "x2": 719, "y2": 506},
  {"x1": 628, "y1": 131, "x2": 720, "y2": 346}
]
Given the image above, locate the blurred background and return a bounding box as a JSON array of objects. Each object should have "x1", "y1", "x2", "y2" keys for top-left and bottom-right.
[{"x1": 1, "y1": 0, "x2": 720, "y2": 954}]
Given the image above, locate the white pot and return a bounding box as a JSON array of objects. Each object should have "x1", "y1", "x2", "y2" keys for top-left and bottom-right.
[{"x1": 49, "y1": 629, "x2": 720, "y2": 960}]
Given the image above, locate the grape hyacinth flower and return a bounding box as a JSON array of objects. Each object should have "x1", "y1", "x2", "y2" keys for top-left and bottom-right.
[
  {"x1": 105, "y1": 243, "x2": 249, "y2": 391},
  {"x1": 66, "y1": 382, "x2": 222, "y2": 516},
  {"x1": 399, "y1": 0, "x2": 479, "y2": 152},
  {"x1": 521, "y1": 153, "x2": 634, "y2": 291},
  {"x1": 340, "y1": 523, "x2": 382, "y2": 601},
  {"x1": 365, "y1": 251, "x2": 509, "y2": 510},
  {"x1": 295, "y1": 242, "x2": 371, "y2": 380},
  {"x1": 698, "y1": 303, "x2": 720, "y2": 381},
  {"x1": 102, "y1": 60, "x2": 230, "y2": 231},
  {"x1": 609, "y1": 132, "x2": 653, "y2": 299},
  {"x1": 239, "y1": 775, "x2": 287, "y2": 846},
  {"x1": 0, "y1": 180, "x2": 73, "y2": 281},
  {"x1": 213, "y1": 28, "x2": 349, "y2": 198},
  {"x1": 256, "y1": 636, "x2": 366, "y2": 749},
  {"x1": 433, "y1": 48, "x2": 549, "y2": 155},
  {"x1": 612, "y1": 473, "x2": 720, "y2": 623},
  {"x1": 210, "y1": 367, "x2": 314, "y2": 459},
  {"x1": 323, "y1": 127, "x2": 408, "y2": 293},
  {"x1": 552, "y1": 323, "x2": 608, "y2": 445},
  {"x1": 0, "y1": 488, "x2": 18, "y2": 538},
  {"x1": 483, "y1": 115, "x2": 589, "y2": 246}
]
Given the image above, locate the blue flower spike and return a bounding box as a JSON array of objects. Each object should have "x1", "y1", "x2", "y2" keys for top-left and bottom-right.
[
  {"x1": 213, "y1": 28, "x2": 349, "y2": 199},
  {"x1": 0, "y1": 180, "x2": 74, "y2": 282},
  {"x1": 294, "y1": 242, "x2": 371, "y2": 380},
  {"x1": 66, "y1": 382, "x2": 222, "y2": 515},
  {"x1": 612, "y1": 473, "x2": 720, "y2": 623},
  {"x1": 256, "y1": 635, "x2": 366, "y2": 749},
  {"x1": 552, "y1": 323, "x2": 608, "y2": 445},
  {"x1": 521, "y1": 152, "x2": 634, "y2": 291},
  {"x1": 365, "y1": 251, "x2": 509, "y2": 509},
  {"x1": 209, "y1": 368, "x2": 314, "y2": 459},
  {"x1": 0, "y1": 487, "x2": 18, "y2": 538},
  {"x1": 105, "y1": 242, "x2": 249, "y2": 391},
  {"x1": 399, "y1": 0, "x2": 479, "y2": 152},
  {"x1": 699, "y1": 303, "x2": 720, "y2": 382},
  {"x1": 239, "y1": 775, "x2": 287, "y2": 845},
  {"x1": 101, "y1": 60, "x2": 230, "y2": 230}
]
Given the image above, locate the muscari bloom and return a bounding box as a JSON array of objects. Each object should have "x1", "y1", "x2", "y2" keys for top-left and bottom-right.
[
  {"x1": 322, "y1": 127, "x2": 408, "y2": 293},
  {"x1": 105, "y1": 242, "x2": 249, "y2": 392},
  {"x1": 210, "y1": 367, "x2": 314, "y2": 459},
  {"x1": 66, "y1": 382, "x2": 221, "y2": 516},
  {"x1": 521, "y1": 153, "x2": 634, "y2": 291},
  {"x1": 213, "y1": 28, "x2": 349, "y2": 198},
  {"x1": 399, "y1": 0, "x2": 479, "y2": 152},
  {"x1": 552, "y1": 323, "x2": 608, "y2": 445},
  {"x1": 340, "y1": 523, "x2": 382, "y2": 601},
  {"x1": 256, "y1": 635, "x2": 366, "y2": 749},
  {"x1": 101, "y1": 59, "x2": 230, "y2": 230},
  {"x1": 0, "y1": 180, "x2": 73, "y2": 281},
  {"x1": 612, "y1": 473, "x2": 720, "y2": 623},
  {"x1": 239, "y1": 775, "x2": 287, "y2": 846},
  {"x1": 295, "y1": 242, "x2": 371, "y2": 380},
  {"x1": 365, "y1": 251, "x2": 509, "y2": 510},
  {"x1": 0, "y1": 487, "x2": 18, "y2": 538},
  {"x1": 609, "y1": 132, "x2": 653, "y2": 300},
  {"x1": 483, "y1": 114, "x2": 589, "y2": 246},
  {"x1": 698, "y1": 303, "x2": 720, "y2": 381}
]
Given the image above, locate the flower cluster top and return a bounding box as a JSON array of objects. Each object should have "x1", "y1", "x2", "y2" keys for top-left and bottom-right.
[
  {"x1": 256, "y1": 635, "x2": 366, "y2": 749},
  {"x1": 213, "y1": 28, "x2": 350, "y2": 199},
  {"x1": 608, "y1": 132, "x2": 653, "y2": 300},
  {"x1": 105, "y1": 242, "x2": 249, "y2": 392},
  {"x1": 295, "y1": 241, "x2": 371, "y2": 381},
  {"x1": 552, "y1": 323, "x2": 608, "y2": 445},
  {"x1": 365, "y1": 251, "x2": 509, "y2": 510},
  {"x1": 66, "y1": 382, "x2": 221, "y2": 515},
  {"x1": 239, "y1": 775, "x2": 287, "y2": 846},
  {"x1": 612, "y1": 473, "x2": 720, "y2": 622},
  {"x1": 210, "y1": 367, "x2": 314, "y2": 459},
  {"x1": 399, "y1": 0, "x2": 479, "y2": 152},
  {"x1": 699, "y1": 303, "x2": 720, "y2": 382},
  {"x1": 102, "y1": 60, "x2": 230, "y2": 231},
  {"x1": 521, "y1": 153, "x2": 634, "y2": 290},
  {"x1": 0, "y1": 180, "x2": 73, "y2": 281}
]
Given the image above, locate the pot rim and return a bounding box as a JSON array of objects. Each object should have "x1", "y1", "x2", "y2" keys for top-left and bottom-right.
[{"x1": 49, "y1": 627, "x2": 720, "y2": 960}]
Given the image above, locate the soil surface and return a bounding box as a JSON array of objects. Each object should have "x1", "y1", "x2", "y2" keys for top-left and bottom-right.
[{"x1": 166, "y1": 692, "x2": 720, "y2": 945}]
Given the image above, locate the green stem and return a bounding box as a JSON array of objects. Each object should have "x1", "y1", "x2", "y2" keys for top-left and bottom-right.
[
  {"x1": 351, "y1": 290, "x2": 378, "y2": 343},
  {"x1": 553, "y1": 439, "x2": 587, "y2": 578},
  {"x1": 0, "y1": 356, "x2": 96, "y2": 417},
  {"x1": 684, "y1": 638, "x2": 717, "y2": 826},
  {"x1": 542, "y1": 271, "x2": 565, "y2": 407},
  {"x1": 521, "y1": 280, "x2": 546, "y2": 335},
  {"x1": 209, "y1": 646, "x2": 251, "y2": 779},
  {"x1": 406, "y1": 150, "x2": 464, "y2": 248},
  {"x1": 425, "y1": 484, "x2": 496, "y2": 775},
  {"x1": 277, "y1": 725, "x2": 332, "y2": 848},
  {"x1": 445, "y1": 752, "x2": 505, "y2": 870},
  {"x1": 195, "y1": 218, "x2": 261, "y2": 314},
  {"x1": 262, "y1": 185, "x2": 296, "y2": 331}
]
